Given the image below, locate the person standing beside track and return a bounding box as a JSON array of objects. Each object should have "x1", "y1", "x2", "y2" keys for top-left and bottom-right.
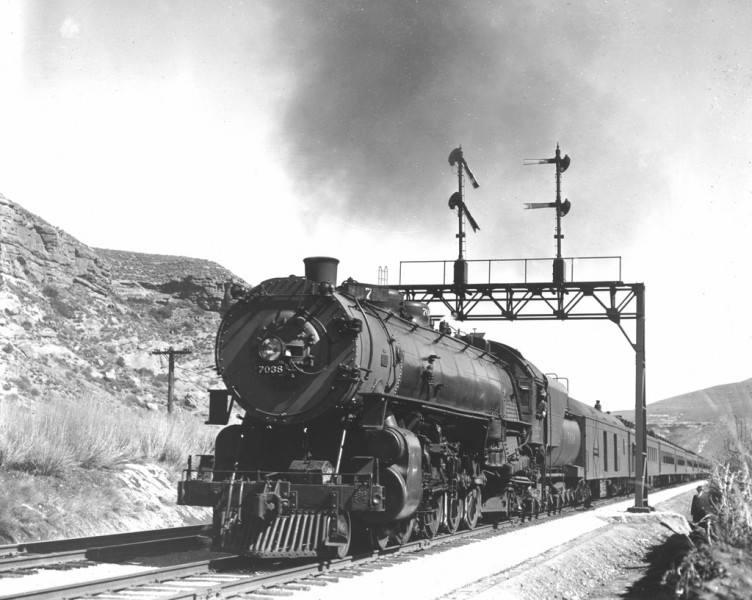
[
  {"x1": 521, "y1": 485, "x2": 534, "y2": 521},
  {"x1": 576, "y1": 478, "x2": 593, "y2": 509},
  {"x1": 545, "y1": 482, "x2": 562, "y2": 515}
]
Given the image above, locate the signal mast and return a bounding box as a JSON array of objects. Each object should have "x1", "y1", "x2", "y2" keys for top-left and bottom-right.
[
  {"x1": 523, "y1": 143, "x2": 572, "y2": 286},
  {"x1": 447, "y1": 146, "x2": 480, "y2": 286}
]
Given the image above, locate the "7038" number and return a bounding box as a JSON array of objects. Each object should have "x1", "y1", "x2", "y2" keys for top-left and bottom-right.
[{"x1": 257, "y1": 364, "x2": 284, "y2": 375}]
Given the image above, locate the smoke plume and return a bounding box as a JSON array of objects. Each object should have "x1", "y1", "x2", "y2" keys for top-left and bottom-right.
[{"x1": 272, "y1": 2, "x2": 605, "y2": 230}]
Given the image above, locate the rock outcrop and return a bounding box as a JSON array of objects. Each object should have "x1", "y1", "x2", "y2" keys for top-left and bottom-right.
[
  {"x1": 0, "y1": 195, "x2": 110, "y2": 292},
  {"x1": 98, "y1": 249, "x2": 240, "y2": 311},
  {"x1": 0, "y1": 193, "x2": 249, "y2": 413}
]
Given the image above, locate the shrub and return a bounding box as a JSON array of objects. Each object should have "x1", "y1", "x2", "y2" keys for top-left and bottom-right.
[
  {"x1": 708, "y1": 461, "x2": 752, "y2": 548},
  {"x1": 663, "y1": 545, "x2": 725, "y2": 596},
  {"x1": 42, "y1": 285, "x2": 60, "y2": 299},
  {"x1": 663, "y1": 446, "x2": 752, "y2": 598},
  {"x1": 12, "y1": 376, "x2": 33, "y2": 393},
  {"x1": 150, "y1": 305, "x2": 173, "y2": 320},
  {"x1": 50, "y1": 297, "x2": 76, "y2": 319}
]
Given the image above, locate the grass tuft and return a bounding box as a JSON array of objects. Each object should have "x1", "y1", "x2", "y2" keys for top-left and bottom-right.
[
  {"x1": 709, "y1": 460, "x2": 752, "y2": 548},
  {"x1": 0, "y1": 397, "x2": 215, "y2": 476}
]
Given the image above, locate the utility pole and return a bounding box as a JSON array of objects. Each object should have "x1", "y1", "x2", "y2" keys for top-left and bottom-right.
[{"x1": 150, "y1": 346, "x2": 191, "y2": 413}]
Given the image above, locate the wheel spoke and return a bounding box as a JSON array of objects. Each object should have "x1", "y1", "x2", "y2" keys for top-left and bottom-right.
[
  {"x1": 444, "y1": 492, "x2": 463, "y2": 533},
  {"x1": 421, "y1": 495, "x2": 444, "y2": 538},
  {"x1": 461, "y1": 487, "x2": 481, "y2": 530}
]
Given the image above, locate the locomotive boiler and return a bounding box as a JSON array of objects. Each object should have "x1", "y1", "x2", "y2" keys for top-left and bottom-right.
[{"x1": 178, "y1": 257, "x2": 705, "y2": 558}]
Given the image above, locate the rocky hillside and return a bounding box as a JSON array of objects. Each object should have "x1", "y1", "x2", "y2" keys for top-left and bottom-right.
[
  {"x1": 0, "y1": 193, "x2": 247, "y2": 414},
  {"x1": 616, "y1": 378, "x2": 752, "y2": 459}
]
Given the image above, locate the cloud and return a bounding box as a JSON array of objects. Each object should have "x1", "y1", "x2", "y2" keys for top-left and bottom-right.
[{"x1": 59, "y1": 16, "x2": 80, "y2": 40}]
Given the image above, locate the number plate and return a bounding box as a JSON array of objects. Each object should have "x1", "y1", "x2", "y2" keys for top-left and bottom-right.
[{"x1": 257, "y1": 363, "x2": 285, "y2": 375}]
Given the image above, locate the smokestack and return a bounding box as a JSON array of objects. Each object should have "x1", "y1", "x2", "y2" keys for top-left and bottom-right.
[{"x1": 303, "y1": 256, "x2": 339, "y2": 284}]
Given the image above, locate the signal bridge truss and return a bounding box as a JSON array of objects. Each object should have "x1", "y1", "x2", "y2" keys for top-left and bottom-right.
[
  {"x1": 392, "y1": 255, "x2": 649, "y2": 512},
  {"x1": 397, "y1": 256, "x2": 640, "y2": 343}
]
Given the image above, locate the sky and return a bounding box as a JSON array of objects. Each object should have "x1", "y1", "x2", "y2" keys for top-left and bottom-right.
[{"x1": 1, "y1": 1, "x2": 751, "y2": 411}]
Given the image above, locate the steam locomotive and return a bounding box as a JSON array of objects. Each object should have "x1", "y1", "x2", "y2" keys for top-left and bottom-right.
[{"x1": 178, "y1": 257, "x2": 709, "y2": 558}]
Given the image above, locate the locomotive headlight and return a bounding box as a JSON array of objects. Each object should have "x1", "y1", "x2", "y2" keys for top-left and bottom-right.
[{"x1": 258, "y1": 337, "x2": 284, "y2": 362}]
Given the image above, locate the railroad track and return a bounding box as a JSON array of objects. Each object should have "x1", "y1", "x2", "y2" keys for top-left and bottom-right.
[
  {"x1": 0, "y1": 524, "x2": 213, "y2": 572},
  {"x1": 1, "y1": 484, "x2": 692, "y2": 600},
  {"x1": 0, "y1": 491, "x2": 641, "y2": 600},
  {"x1": 0, "y1": 539, "x2": 440, "y2": 600}
]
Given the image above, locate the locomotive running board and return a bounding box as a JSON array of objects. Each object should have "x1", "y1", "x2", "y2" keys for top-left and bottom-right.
[{"x1": 359, "y1": 392, "x2": 493, "y2": 422}]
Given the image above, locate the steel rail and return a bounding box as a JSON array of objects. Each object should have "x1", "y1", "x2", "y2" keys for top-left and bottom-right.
[
  {"x1": 0, "y1": 524, "x2": 212, "y2": 571},
  {"x1": 211, "y1": 557, "x2": 369, "y2": 600},
  {"x1": 0, "y1": 559, "x2": 222, "y2": 600},
  {"x1": 0, "y1": 548, "x2": 90, "y2": 571},
  {"x1": 0, "y1": 524, "x2": 211, "y2": 555}
]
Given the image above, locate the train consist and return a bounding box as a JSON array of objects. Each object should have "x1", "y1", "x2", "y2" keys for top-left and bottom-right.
[{"x1": 178, "y1": 257, "x2": 709, "y2": 558}]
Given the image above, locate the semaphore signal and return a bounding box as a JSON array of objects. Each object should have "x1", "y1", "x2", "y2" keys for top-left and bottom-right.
[
  {"x1": 447, "y1": 146, "x2": 481, "y2": 286},
  {"x1": 524, "y1": 143, "x2": 572, "y2": 286}
]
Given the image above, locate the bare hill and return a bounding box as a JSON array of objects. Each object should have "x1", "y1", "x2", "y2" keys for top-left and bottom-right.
[{"x1": 616, "y1": 378, "x2": 752, "y2": 458}]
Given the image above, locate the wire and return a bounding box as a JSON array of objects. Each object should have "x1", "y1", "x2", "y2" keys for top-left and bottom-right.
[
  {"x1": 175, "y1": 364, "x2": 209, "y2": 376},
  {"x1": 169, "y1": 371, "x2": 211, "y2": 392}
]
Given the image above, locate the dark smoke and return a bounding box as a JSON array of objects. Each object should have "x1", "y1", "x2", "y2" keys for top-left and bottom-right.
[{"x1": 273, "y1": 1, "x2": 602, "y2": 228}]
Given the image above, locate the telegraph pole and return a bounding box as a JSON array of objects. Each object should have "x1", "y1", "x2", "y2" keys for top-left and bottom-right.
[{"x1": 151, "y1": 346, "x2": 191, "y2": 413}]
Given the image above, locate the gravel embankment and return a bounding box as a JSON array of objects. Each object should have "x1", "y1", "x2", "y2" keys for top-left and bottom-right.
[{"x1": 442, "y1": 482, "x2": 700, "y2": 600}]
